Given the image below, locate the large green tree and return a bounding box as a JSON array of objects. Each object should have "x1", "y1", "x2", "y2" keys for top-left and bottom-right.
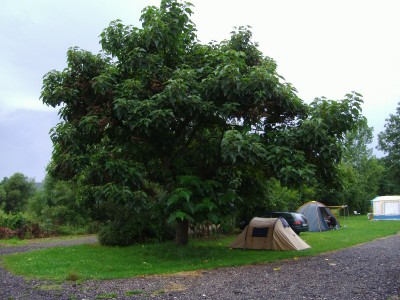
[{"x1": 41, "y1": 0, "x2": 363, "y2": 245}]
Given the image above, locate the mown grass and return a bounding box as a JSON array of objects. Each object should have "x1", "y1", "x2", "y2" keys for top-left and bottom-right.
[{"x1": 1, "y1": 216, "x2": 399, "y2": 281}]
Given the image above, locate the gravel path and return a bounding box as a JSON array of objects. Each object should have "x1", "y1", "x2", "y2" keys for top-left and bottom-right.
[
  {"x1": 0, "y1": 235, "x2": 98, "y2": 255},
  {"x1": 0, "y1": 234, "x2": 399, "y2": 300}
]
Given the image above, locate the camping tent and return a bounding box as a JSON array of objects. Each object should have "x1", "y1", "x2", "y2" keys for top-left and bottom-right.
[
  {"x1": 297, "y1": 201, "x2": 340, "y2": 232},
  {"x1": 229, "y1": 217, "x2": 311, "y2": 250},
  {"x1": 371, "y1": 196, "x2": 400, "y2": 220}
]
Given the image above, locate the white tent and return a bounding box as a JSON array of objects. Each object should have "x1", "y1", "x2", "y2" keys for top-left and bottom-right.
[{"x1": 371, "y1": 196, "x2": 400, "y2": 220}]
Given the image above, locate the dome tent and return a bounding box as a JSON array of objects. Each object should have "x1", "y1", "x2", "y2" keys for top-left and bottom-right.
[
  {"x1": 297, "y1": 201, "x2": 340, "y2": 232},
  {"x1": 229, "y1": 217, "x2": 311, "y2": 251}
]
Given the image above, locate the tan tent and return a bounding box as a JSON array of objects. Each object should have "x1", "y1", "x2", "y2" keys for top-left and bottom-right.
[{"x1": 229, "y1": 217, "x2": 311, "y2": 251}]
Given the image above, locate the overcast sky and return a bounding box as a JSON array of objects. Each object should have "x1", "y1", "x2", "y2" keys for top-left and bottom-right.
[{"x1": 1, "y1": 0, "x2": 399, "y2": 182}]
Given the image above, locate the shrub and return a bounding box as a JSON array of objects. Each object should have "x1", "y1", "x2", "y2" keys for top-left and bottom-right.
[
  {"x1": 218, "y1": 216, "x2": 236, "y2": 234},
  {"x1": 98, "y1": 217, "x2": 174, "y2": 246},
  {"x1": 25, "y1": 223, "x2": 44, "y2": 238},
  {"x1": 0, "y1": 210, "x2": 46, "y2": 239},
  {"x1": 98, "y1": 221, "x2": 135, "y2": 246},
  {"x1": 0, "y1": 211, "x2": 27, "y2": 229},
  {"x1": 0, "y1": 227, "x2": 17, "y2": 239},
  {"x1": 87, "y1": 221, "x2": 101, "y2": 234}
]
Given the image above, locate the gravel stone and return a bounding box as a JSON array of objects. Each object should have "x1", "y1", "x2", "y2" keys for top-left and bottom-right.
[{"x1": 0, "y1": 234, "x2": 399, "y2": 299}]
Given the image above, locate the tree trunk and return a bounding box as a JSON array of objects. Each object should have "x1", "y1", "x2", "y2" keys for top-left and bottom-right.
[{"x1": 175, "y1": 219, "x2": 189, "y2": 245}]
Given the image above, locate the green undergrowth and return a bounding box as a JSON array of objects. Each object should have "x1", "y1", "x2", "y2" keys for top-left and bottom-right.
[{"x1": 1, "y1": 216, "x2": 399, "y2": 281}]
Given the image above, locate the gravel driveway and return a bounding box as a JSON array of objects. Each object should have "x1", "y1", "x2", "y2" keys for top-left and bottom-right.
[{"x1": 0, "y1": 234, "x2": 399, "y2": 300}]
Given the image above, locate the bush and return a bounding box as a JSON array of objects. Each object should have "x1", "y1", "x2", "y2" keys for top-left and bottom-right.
[
  {"x1": 98, "y1": 221, "x2": 135, "y2": 246},
  {"x1": 0, "y1": 211, "x2": 28, "y2": 229},
  {"x1": 218, "y1": 216, "x2": 236, "y2": 234},
  {"x1": 0, "y1": 227, "x2": 17, "y2": 239},
  {"x1": 87, "y1": 221, "x2": 101, "y2": 234},
  {"x1": 98, "y1": 217, "x2": 174, "y2": 246},
  {"x1": 0, "y1": 210, "x2": 45, "y2": 239}
]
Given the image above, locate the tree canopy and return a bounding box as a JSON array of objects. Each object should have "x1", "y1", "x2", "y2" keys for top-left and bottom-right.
[{"x1": 41, "y1": 0, "x2": 364, "y2": 245}]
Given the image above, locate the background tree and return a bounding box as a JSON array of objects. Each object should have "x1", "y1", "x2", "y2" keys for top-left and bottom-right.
[
  {"x1": 0, "y1": 173, "x2": 35, "y2": 213},
  {"x1": 41, "y1": 0, "x2": 364, "y2": 245},
  {"x1": 338, "y1": 158, "x2": 384, "y2": 213},
  {"x1": 342, "y1": 118, "x2": 373, "y2": 168},
  {"x1": 27, "y1": 175, "x2": 89, "y2": 231},
  {"x1": 377, "y1": 102, "x2": 400, "y2": 194},
  {"x1": 335, "y1": 118, "x2": 384, "y2": 213},
  {"x1": 0, "y1": 185, "x2": 6, "y2": 210},
  {"x1": 260, "y1": 93, "x2": 364, "y2": 192}
]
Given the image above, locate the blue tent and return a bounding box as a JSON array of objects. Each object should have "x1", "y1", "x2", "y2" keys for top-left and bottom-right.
[{"x1": 297, "y1": 201, "x2": 340, "y2": 232}]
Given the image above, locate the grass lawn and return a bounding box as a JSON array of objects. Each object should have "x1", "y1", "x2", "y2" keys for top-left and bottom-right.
[{"x1": 1, "y1": 216, "x2": 399, "y2": 281}]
